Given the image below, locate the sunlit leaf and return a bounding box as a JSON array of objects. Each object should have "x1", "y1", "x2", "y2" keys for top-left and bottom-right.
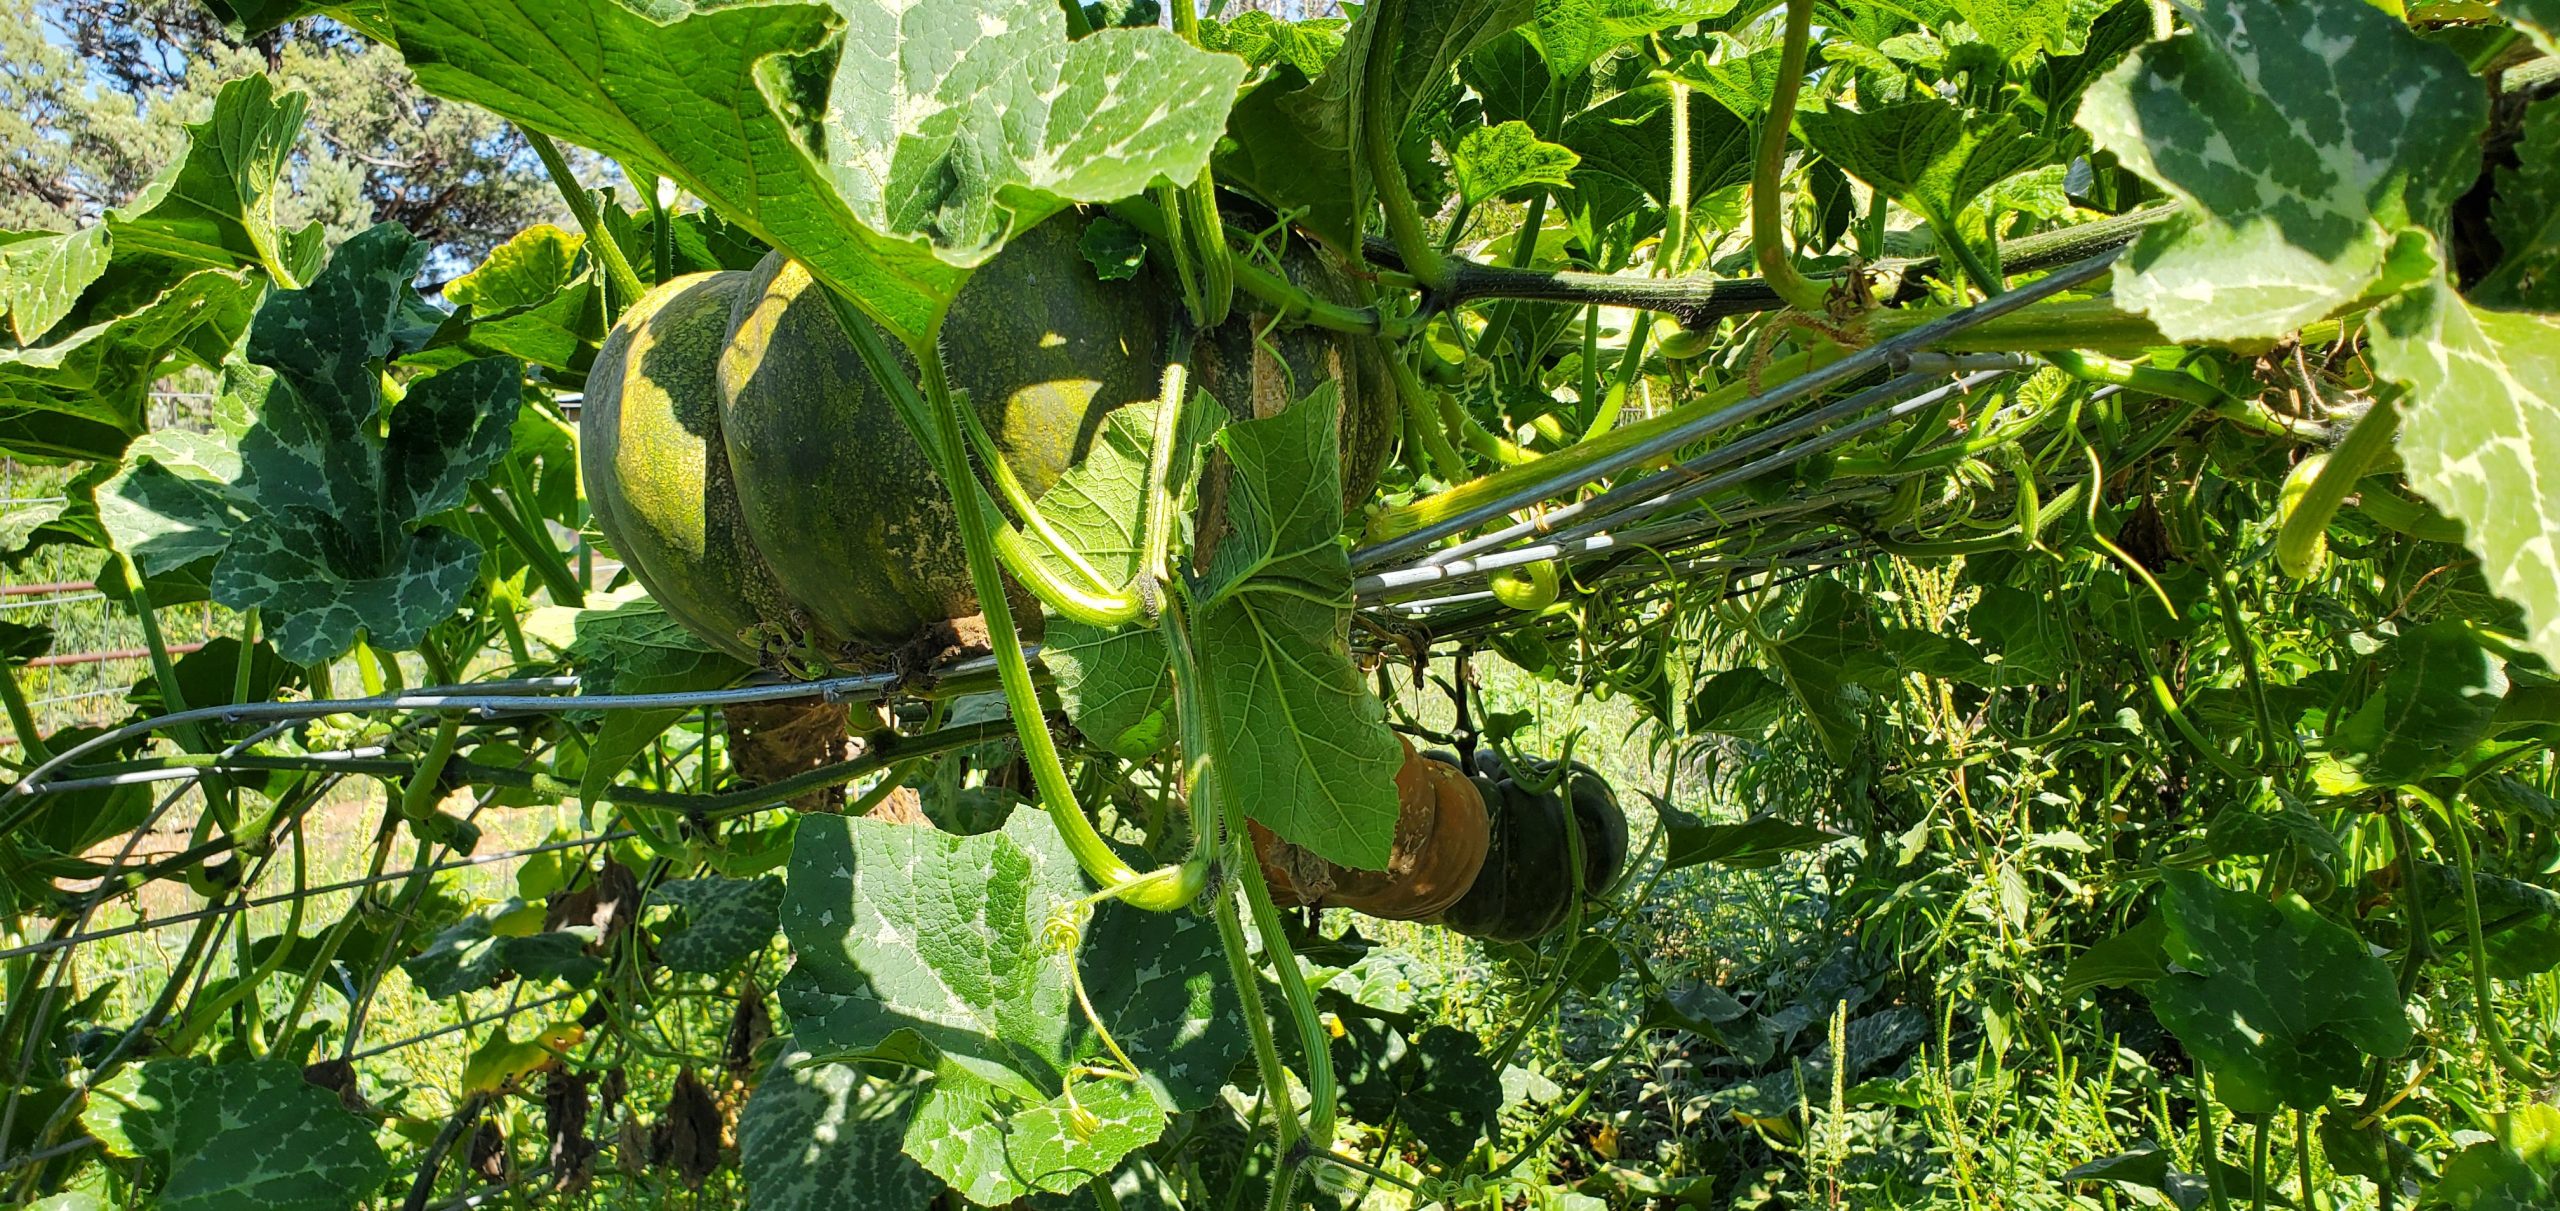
[
  {"x1": 1191, "y1": 393, "x2": 1403, "y2": 870},
  {"x1": 0, "y1": 226, "x2": 110, "y2": 344},
  {"x1": 2076, "y1": 0, "x2": 2484, "y2": 342},
  {"x1": 108, "y1": 73, "x2": 324, "y2": 284},
  {"x1": 2370, "y1": 254, "x2": 2560, "y2": 670},
  {"x1": 1452, "y1": 120, "x2": 1581, "y2": 207},
  {"x1": 207, "y1": 224, "x2": 520, "y2": 663}
]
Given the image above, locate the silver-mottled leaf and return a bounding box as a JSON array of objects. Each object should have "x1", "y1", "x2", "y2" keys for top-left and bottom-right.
[
  {"x1": 820, "y1": 0, "x2": 1246, "y2": 264},
  {"x1": 647, "y1": 875, "x2": 785, "y2": 973},
  {"x1": 81, "y1": 1058, "x2": 385, "y2": 1211},
  {"x1": 207, "y1": 224, "x2": 520, "y2": 663},
  {"x1": 738, "y1": 1046, "x2": 938, "y2": 1211},
  {"x1": 2076, "y1": 0, "x2": 2484, "y2": 342},
  {"x1": 2370, "y1": 255, "x2": 2560, "y2": 669}
]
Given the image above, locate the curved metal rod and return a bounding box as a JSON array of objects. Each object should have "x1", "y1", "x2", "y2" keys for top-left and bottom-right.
[
  {"x1": 1354, "y1": 485, "x2": 1892, "y2": 601},
  {"x1": 1541, "y1": 368, "x2": 2020, "y2": 551},
  {"x1": 1348, "y1": 248, "x2": 2123, "y2": 571},
  {"x1": 0, "y1": 653, "x2": 1024, "y2": 822},
  {"x1": 1411, "y1": 358, "x2": 2027, "y2": 571}
]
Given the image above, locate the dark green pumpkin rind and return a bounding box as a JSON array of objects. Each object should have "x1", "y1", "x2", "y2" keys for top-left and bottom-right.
[
  {"x1": 1439, "y1": 775, "x2": 1576, "y2": 943},
  {"x1": 582, "y1": 272, "x2": 816, "y2": 665},
  {"x1": 716, "y1": 218, "x2": 1170, "y2": 648},
  {"x1": 1192, "y1": 241, "x2": 1398, "y2": 507}
]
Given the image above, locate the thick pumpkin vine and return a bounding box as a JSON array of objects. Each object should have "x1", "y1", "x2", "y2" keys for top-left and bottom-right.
[{"x1": 3, "y1": 0, "x2": 2560, "y2": 1207}]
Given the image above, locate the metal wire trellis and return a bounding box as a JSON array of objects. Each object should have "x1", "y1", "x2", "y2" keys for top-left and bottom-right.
[{"x1": 0, "y1": 247, "x2": 2148, "y2": 1202}]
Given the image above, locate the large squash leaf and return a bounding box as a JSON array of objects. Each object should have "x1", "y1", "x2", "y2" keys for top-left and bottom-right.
[
  {"x1": 777, "y1": 808, "x2": 1243, "y2": 1199},
  {"x1": 1800, "y1": 96, "x2": 2051, "y2": 232},
  {"x1": 108, "y1": 73, "x2": 324, "y2": 285},
  {"x1": 2369, "y1": 249, "x2": 2560, "y2": 671},
  {"x1": 738, "y1": 1046, "x2": 940, "y2": 1211},
  {"x1": 2146, "y1": 870, "x2": 2410, "y2": 1114},
  {"x1": 208, "y1": 223, "x2": 521, "y2": 663},
  {"x1": 1195, "y1": 394, "x2": 1404, "y2": 870},
  {"x1": 391, "y1": 0, "x2": 1239, "y2": 348},
  {"x1": 816, "y1": 0, "x2": 1245, "y2": 264},
  {"x1": 81, "y1": 1058, "x2": 385, "y2": 1211},
  {"x1": 2076, "y1": 0, "x2": 2484, "y2": 343}
]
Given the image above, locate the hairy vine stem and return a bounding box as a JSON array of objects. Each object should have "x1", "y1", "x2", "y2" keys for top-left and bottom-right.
[
  {"x1": 524, "y1": 128, "x2": 644, "y2": 315},
  {"x1": 1753, "y1": 0, "x2": 1827, "y2": 313}
]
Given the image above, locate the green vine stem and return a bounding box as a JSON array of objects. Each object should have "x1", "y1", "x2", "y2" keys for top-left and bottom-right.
[
  {"x1": 1664, "y1": 74, "x2": 1694, "y2": 276},
  {"x1": 823, "y1": 287, "x2": 1200, "y2": 909},
  {"x1": 1239, "y1": 849, "x2": 1336, "y2": 1211},
  {"x1": 115, "y1": 554, "x2": 214, "y2": 767},
  {"x1": 525, "y1": 128, "x2": 646, "y2": 315},
  {"x1": 2411, "y1": 785, "x2": 2544, "y2": 1086},
  {"x1": 168, "y1": 821, "x2": 306, "y2": 1054},
  {"x1": 1, "y1": 660, "x2": 48, "y2": 764},
  {"x1": 1163, "y1": 586, "x2": 1334, "y2": 1206},
  {"x1": 468, "y1": 481, "x2": 584, "y2": 607},
  {"x1": 1753, "y1": 0, "x2": 1828, "y2": 313},
  {"x1": 1362, "y1": 0, "x2": 1451, "y2": 291},
  {"x1": 1211, "y1": 865, "x2": 1302, "y2": 1153},
  {"x1": 2276, "y1": 391, "x2": 2400, "y2": 578},
  {"x1": 958, "y1": 401, "x2": 1125, "y2": 597},
  {"x1": 395, "y1": 716, "x2": 462, "y2": 822},
  {"x1": 1106, "y1": 198, "x2": 1415, "y2": 338}
]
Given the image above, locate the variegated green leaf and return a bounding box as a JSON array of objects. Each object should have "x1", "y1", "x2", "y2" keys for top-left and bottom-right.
[
  {"x1": 2076, "y1": 0, "x2": 2484, "y2": 342},
  {"x1": 906, "y1": 1061, "x2": 1164, "y2": 1204},
  {"x1": 81, "y1": 1058, "x2": 385, "y2": 1211},
  {"x1": 2147, "y1": 870, "x2": 2410, "y2": 1114},
  {"x1": 402, "y1": 902, "x2": 602, "y2": 998},
  {"x1": 389, "y1": 0, "x2": 960, "y2": 347},
  {"x1": 2483, "y1": 98, "x2": 2560, "y2": 310},
  {"x1": 647, "y1": 875, "x2": 785, "y2": 973},
  {"x1": 818, "y1": 0, "x2": 1246, "y2": 264},
  {"x1": 738, "y1": 1046, "x2": 939, "y2": 1211},
  {"x1": 2370, "y1": 255, "x2": 2560, "y2": 670},
  {"x1": 208, "y1": 224, "x2": 521, "y2": 663}
]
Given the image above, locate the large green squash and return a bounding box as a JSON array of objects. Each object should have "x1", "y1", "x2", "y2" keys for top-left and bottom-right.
[
  {"x1": 716, "y1": 218, "x2": 1169, "y2": 649},
  {"x1": 581, "y1": 216, "x2": 1396, "y2": 669},
  {"x1": 715, "y1": 217, "x2": 1397, "y2": 651},
  {"x1": 580, "y1": 272, "x2": 833, "y2": 664}
]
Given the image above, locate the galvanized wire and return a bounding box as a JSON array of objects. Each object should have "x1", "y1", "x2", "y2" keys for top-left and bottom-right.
[
  {"x1": 2, "y1": 652, "x2": 1025, "y2": 816},
  {"x1": 1349, "y1": 248, "x2": 2122, "y2": 571}
]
